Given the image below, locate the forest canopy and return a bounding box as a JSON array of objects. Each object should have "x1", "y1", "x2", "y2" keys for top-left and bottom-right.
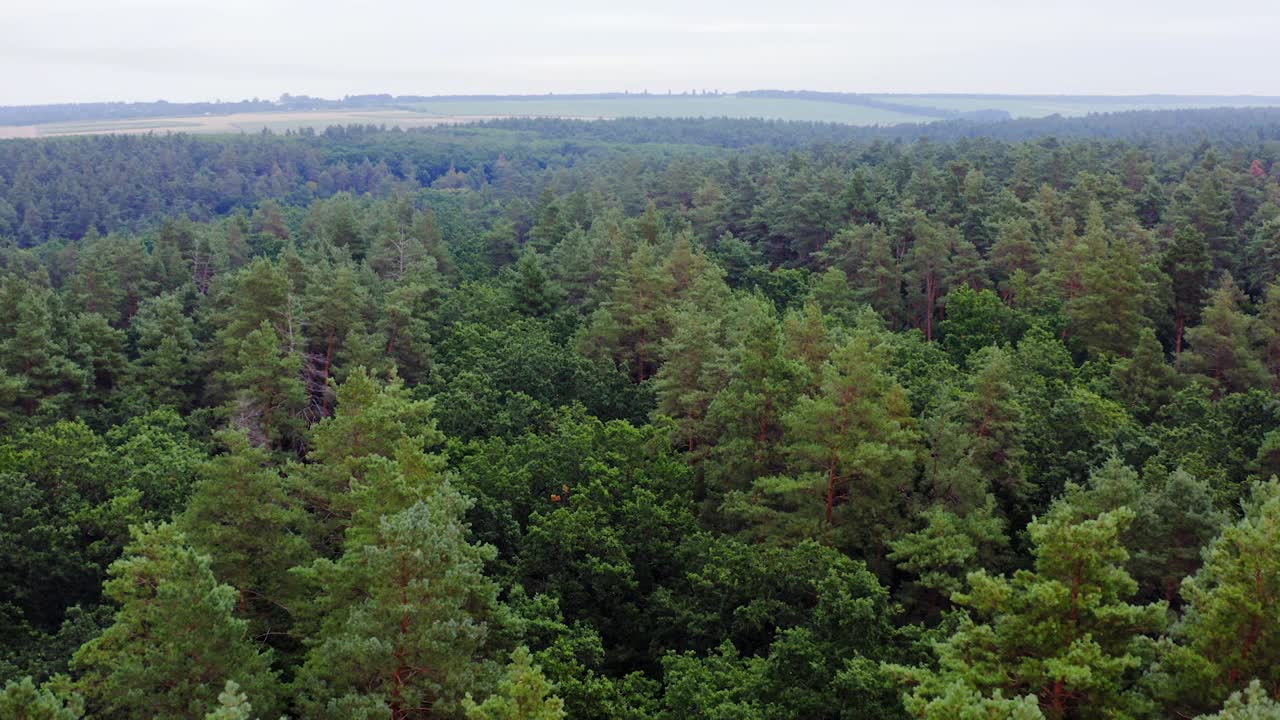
[{"x1": 4, "y1": 108, "x2": 1280, "y2": 718}]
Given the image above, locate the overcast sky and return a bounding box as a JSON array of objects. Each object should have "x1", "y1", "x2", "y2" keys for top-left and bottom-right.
[{"x1": 2, "y1": 0, "x2": 1277, "y2": 105}]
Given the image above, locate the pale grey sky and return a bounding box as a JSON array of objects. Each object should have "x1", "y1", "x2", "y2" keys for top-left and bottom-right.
[{"x1": 2, "y1": 0, "x2": 1277, "y2": 105}]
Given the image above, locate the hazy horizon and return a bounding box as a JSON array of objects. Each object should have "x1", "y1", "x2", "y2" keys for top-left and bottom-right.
[{"x1": 3, "y1": 0, "x2": 1278, "y2": 106}]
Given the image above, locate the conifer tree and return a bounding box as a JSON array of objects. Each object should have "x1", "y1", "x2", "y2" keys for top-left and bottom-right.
[
  {"x1": 1039, "y1": 217, "x2": 1088, "y2": 309},
  {"x1": 887, "y1": 499, "x2": 1006, "y2": 617},
  {"x1": 0, "y1": 281, "x2": 85, "y2": 419},
  {"x1": 815, "y1": 224, "x2": 904, "y2": 325},
  {"x1": 1196, "y1": 680, "x2": 1280, "y2": 719},
  {"x1": 783, "y1": 300, "x2": 837, "y2": 384},
  {"x1": 66, "y1": 311, "x2": 128, "y2": 413},
  {"x1": 1180, "y1": 275, "x2": 1267, "y2": 397},
  {"x1": 903, "y1": 218, "x2": 955, "y2": 341},
  {"x1": 1129, "y1": 468, "x2": 1225, "y2": 605},
  {"x1": 72, "y1": 524, "x2": 280, "y2": 720},
  {"x1": 203, "y1": 681, "x2": 255, "y2": 720},
  {"x1": 152, "y1": 218, "x2": 196, "y2": 293},
  {"x1": 1252, "y1": 282, "x2": 1280, "y2": 390},
  {"x1": 653, "y1": 304, "x2": 728, "y2": 455},
  {"x1": 1068, "y1": 221, "x2": 1149, "y2": 357},
  {"x1": 891, "y1": 508, "x2": 1166, "y2": 719},
  {"x1": 462, "y1": 647, "x2": 566, "y2": 720},
  {"x1": 214, "y1": 258, "x2": 293, "y2": 356},
  {"x1": 303, "y1": 258, "x2": 371, "y2": 405},
  {"x1": 378, "y1": 267, "x2": 440, "y2": 385},
  {"x1": 127, "y1": 292, "x2": 200, "y2": 411},
  {"x1": 509, "y1": 251, "x2": 564, "y2": 318},
  {"x1": 1243, "y1": 218, "x2": 1280, "y2": 296},
  {"x1": 302, "y1": 367, "x2": 443, "y2": 549},
  {"x1": 221, "y1": 320, "x2": 306, "y2": 449},
  {"x1": 989, "y1": 217, "x2": 1041, "y2": 300},
  {"x1": 962, "y1": 346, "x2": 1031, "y2": 522},
  {"x1": 293, "y1": 497, "x2": 500, "y2": 720},
  {"x1": 178, "y1": 430, "x2": 313, "y2": 643},
  {"x1": 0, "y1": 676, "x2": 85, "y2": 720},
  {"x1": 1163, "y1": 479, "x2": 1280, "y2": 711},
  {"x1": 576, "y1": 242, "x2": 674, "y2": 381},
  {"x1": 725, "y1": 334, "x2": 919, "y2": 551},
  {"x1": 703, "y1": 295, "x2": 805, "y2": 492},
  {"x1": 1164, "y1": 222, "x2": 1213, "y2": 355},
  {"x1": 484, "y1": 220, "x2": 520, "y2": 271},
  {"x1": 1109, "y1": 327, "x2": 1179, "y2": 422}
]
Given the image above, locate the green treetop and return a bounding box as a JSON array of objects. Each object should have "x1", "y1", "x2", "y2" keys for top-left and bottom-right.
[{"x1": 72, "y1": 524, "x2": 281, "y2": 720}]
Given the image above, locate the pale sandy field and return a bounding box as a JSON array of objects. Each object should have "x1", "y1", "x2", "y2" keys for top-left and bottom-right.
[{"x1": 0, "y1": 110, "x2": 510, "y2": 139}]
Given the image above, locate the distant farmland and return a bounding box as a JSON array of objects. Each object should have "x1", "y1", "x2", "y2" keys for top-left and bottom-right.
[
  {"x1": 865, "y1": 94, "x2": 1280, "y2": 118},
  {"x1": 0, "y1": 110, "x2": 494, "y2": 139},
  {"x1": 404, "y1": 96, "x2": 925, "y2": 124},
  {"x1": 5, "y1": 93, "x2": 1280, "y2": 138}
]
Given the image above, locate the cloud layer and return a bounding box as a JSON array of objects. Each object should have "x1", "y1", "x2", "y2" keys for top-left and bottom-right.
[{"x1": 2, "y1": 0, "x2": 1276, "y2": 104}]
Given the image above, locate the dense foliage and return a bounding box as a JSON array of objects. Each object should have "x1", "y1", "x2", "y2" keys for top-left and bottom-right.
[{"x1": 4, "y1": 110, "x2": 1280, "y2": 717}]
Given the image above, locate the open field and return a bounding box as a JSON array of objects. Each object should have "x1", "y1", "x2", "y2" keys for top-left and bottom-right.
[
  {"x1": 0, "y1": 110, "x2": 504, "y2": 139},
  {"x1": 868, "y1": 94, "x2": 1280, "y2": 118},
  {"x1": 405, "y1": 96, "x2": 926, "y2": 124},
  {"x1": 7, "y1": 94, "x2": 1280, "y2": 139}
]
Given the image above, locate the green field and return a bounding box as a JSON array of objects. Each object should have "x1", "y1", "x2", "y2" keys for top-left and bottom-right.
[
  {"x1": 869, "y1": 94, "x2": 1280, "y2": 118},
  {"x1": 405, "y1": 96, "x2": 925, "y2": 125},
  {"x1": 8, "y1": 93, "x2": 1280, "y2": 139}
]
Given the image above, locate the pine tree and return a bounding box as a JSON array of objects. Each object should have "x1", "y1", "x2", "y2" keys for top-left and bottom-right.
[
  {"x1": 378, "y1": 271, "x2": 440, "y2": 386},
  {"x1": 152, "y1": 218, "x2": 196, "y2": 293},
  {"x1": 1253, "y1": 282, "x2": 1280, "y2": 390},
  {"x1": 178, "y1": 430, "x2": 313, "y2": 644},
  {"x1": 963, "y1": 347, "x2": 1032, "y2": 522},
  {"x1": 1196, "y1": 680, "x2": 1280, "y2": 719},
  {"x1": 1165, "y1": 223, "x2": 1214, "y2": 355},
  {"x1": 1164, "y1": 479, "x2": 1280, "y2": 710},
  {"x1": 1189, "y1": 167, "x2": 1238, "y2": 276},
  {"x1": 210, "y1": 258, "x2": 303, "y2": 416},
  {"x1": 509, "y1": 251, "x2": 564, "y2": 318},
  {"x1": 303, "y1": 259, "x2": 371, "y2": 408},
  {"x1": 781, "y1": 303, "x2": 835, "y2": 389},
  {"x1": 903, "y1": 218, "x2": 955, "y2": 341},
  {"x1": 484, "y1": 220, "x2": 520, "y2": 271},
  {"x1": 0, "y1": 281, "x2": 85, "y2": 419},
  {"x1": 1109, "y1": 327, "x2": 1179, "y2": 422},
  {"x1": 890, "y1": 507, "x2": 1166, "y2": 719},
  {"x1": 725, "y1": 333, "x2": 919, "y2": 552},
  {"x1": 72, "y1": 524, "x2": 281, "y2": 720},
  {"x1": 989, "y1": 217, "x2": 1041, "y2": 300},
  {"x1": 528, "y1": 190, "x2": 571, "y2": 253},
  {"x1": 814, "y1": 224, "x2": 906, "y2": 325},
  {"x1": 1129, "y1": 468, "x2": 1225, "y2": 605},
  {"x1": 67, "y1": 311, "x2": 128, "y2": 413},
  {"x1": 462, "y1": 647, "x2": 566, "y2": 720},
  {"x1": 302, "y1": 367, "x2": 443, "y2": 549},
  {"x1": 653, "y1": 304, "x2": 729, "y2": 454},
  {"x1": 0, "y1": 676, "x2": 85, "y2": 720},
  {"x1": 887, "y1": 499, "x2": 1007, "y2": 618},
  {"x1": 1180, "y1": 275, "x2": 1267, "y2": 397},
  {"x1": 703, "y1": 295, "x2": 805, "y2": 492},
  {"x1": 220, "y1": 320, "x2": 307, "y2": 449},
  {"x1": 293, "y1": 497, "x2": 500, "y2": 720},
  {"x1": 1039, "y1": 217, "x2": 1088, "y2": 310},
  {"x1": 576, "y1": 242, "x2": 674, "y2": 381},
  {"x1": 203, "y1": 681, "x2": 255, "y2": 720},
  {"x1": 1243, "y1": 219, "x2": 1280, "y2": 297},
  {"x1": 128, "y1": 292, "x2": 200, "y2": 411},
  {"x1": 1069, "y1": 221, "x2": 1149, "y2": 357}
]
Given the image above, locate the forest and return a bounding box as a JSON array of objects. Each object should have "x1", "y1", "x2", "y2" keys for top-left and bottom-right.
[{"x1": 2, "y1": 108, "x2": 1280, "y2": 719}]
